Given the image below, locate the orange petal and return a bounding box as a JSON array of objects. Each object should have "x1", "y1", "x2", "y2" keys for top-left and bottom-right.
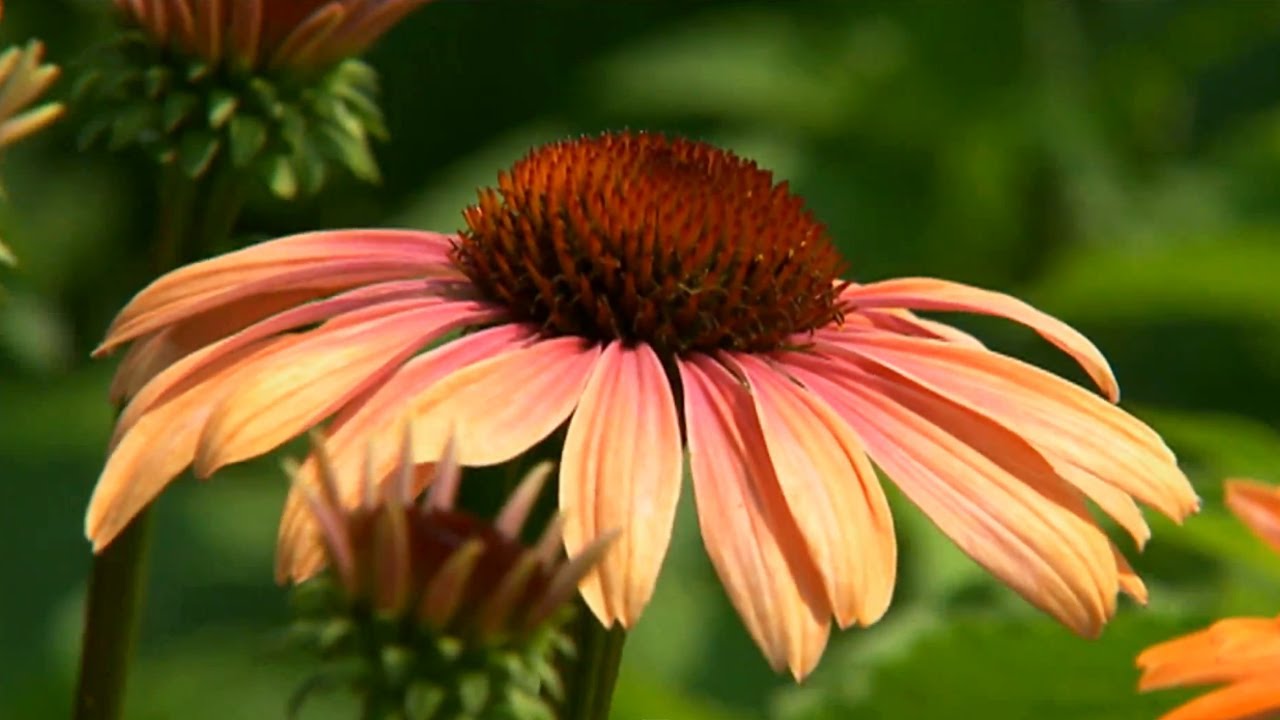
[
  {"x1": 1138, "y1": 617, "x2": 1280, "y2": 689},
  {"x1": 98, "y1": 229, "x2": 457, "y2": 353},
  {"x1": 1155, "y1": 678, "x2": 1280, "y2": 720},
  {"x1": 824, "y1": 333, "x2": 1198, "y2": 524},
  {"x1": 679, "y1": 354, "x2": 831, "y2": 680},
  {"x1": 403, "y1": 335, "x2": 601, "y2": 467},
  {"x1": 841, "y1": 277, "x2": 1119, "y2": 401},
  {"x1": 194, "y1": 297, "x2": 498, "y2": 476},
  {"x1": 728, "y1": 352, "x2": 897, "y2": 628},
  {"x1": 86, "y1": 335, "x2": 300, "y2": 550},
  {"x1": 799, "y1": 356, "x2": 1119, "y2": 636},
  {"x1": 560, "y1": 341, "x2": 683, "y2": 627},
  {"x1": 1225, "y1": 479, "x2": 1280, "y2": 556}
]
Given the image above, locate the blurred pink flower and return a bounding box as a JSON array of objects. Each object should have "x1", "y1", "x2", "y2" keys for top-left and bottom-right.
[{"x1": 90, "y1": 131, "x2": 1198, "y2": 678}]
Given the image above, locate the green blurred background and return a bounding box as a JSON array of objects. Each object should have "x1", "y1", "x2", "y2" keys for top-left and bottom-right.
[{"x1": 4, "y1": 0, "x2": 1280, "y2": 717}]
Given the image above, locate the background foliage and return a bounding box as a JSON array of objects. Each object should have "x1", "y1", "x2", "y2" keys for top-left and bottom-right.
[{"x1": 3, "y1": 1, "x2": 1280, "y2": 717}]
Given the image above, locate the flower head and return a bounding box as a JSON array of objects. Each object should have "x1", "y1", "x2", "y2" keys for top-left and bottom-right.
[
  {"x1": 1137, "y1": 480, "x2": 1280, "y2": 720},
  {"x1": 78, "y1": 0, "x2": 431, "y2": 195},
  {"x1": 289, "y1": 429, "x2": 613, "y2": 719},
  {"x1": 90, "y1": 131, "x2": 1199, "y2": 678}
]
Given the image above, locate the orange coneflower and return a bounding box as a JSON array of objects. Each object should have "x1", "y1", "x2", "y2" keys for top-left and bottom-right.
[
  {"x1": 89, "y1": 131, "x2": 1199, "y2": 678},
  {"x1": 1137, "y1": 480, "x2": 1280, "y2": 720},
  {"x1": 113, "y1": 0, "x2": 432, "y2": 72}
]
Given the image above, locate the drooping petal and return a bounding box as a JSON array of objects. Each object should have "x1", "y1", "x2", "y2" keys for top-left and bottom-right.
[
  {"x1": 194, "y1": 297, "x2": 500, "y2": 475},
  {"x1": 679, "y1": 354, "x2": 830, "y2": 680},
  {"x1": 1224, "y1": 479, "x2": 1280, "y2": 555},
  {"x1": 855, "y1": 308, "x2": 986, "y2": 349},
  {"x1": 788, "y1": 354, "x2": 1119, "y2": 636},
  {"x1": 819, "y1": 333, "x2": 1198, "y2": 524},
  {"x1": 275, "y1": 323, "x2": 537, "y2": 582},
  {"x1": 560, "y1": 341, "x2": 683, "y2": 627},
  {"x1": 97, "y1": 229, "x2": 458, "y2": 353},
  {"x1": 726, "y1": 353, "x2": 897, "y2": 628},
  {"x1": 841, "y1": 277, "x2": 1119, "y2": 401},
  {"x1": 87, "y1": 335, "x2": 302, "y2": 549}
]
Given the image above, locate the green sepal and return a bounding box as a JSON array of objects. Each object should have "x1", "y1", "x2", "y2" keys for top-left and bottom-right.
[
  {"x1": 227, "y1": 115, "x2": 267, "y2": 167},
  {"x1": 143, "y1": 66, "x2": 171, "y2": 99},
  {"x1": 206, "y1": 88, "x2": 240, "y2": 129},
  {"x1": 162, "y1": 92, "x2": 199, "y2": 133},
  {"x1": 178, "y1": 130, "x2": 221, "y2": 178},
  {"x1": 108, "y1": 104, "x2": 159, "y2": 151},
  {"x1": 264, "y1": 154, "x2": 298, "y2": 199}
]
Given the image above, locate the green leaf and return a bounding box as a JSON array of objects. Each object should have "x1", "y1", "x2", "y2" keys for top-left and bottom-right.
[
  {"x1": 227, "y1": 115, "x2": 267, "y2": 167},
  {"x1": 177, "y1": 130, "x2": 220, "y2": 178}
]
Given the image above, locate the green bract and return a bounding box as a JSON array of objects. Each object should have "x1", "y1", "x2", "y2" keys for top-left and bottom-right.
[{"x1": 76, "y1": 32, "x2": 385, "y2": 199}]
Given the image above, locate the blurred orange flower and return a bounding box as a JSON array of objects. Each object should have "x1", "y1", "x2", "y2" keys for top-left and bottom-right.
[
  {"x1": 1137, "y1": 479, "x2": 1280, "y2": 720},
  {"x1": 89, "y1": 131, "x2": 1199, "y2": 678},
  {"x1": 113, "y1": 0, "x2": 433, "y2": 71}
]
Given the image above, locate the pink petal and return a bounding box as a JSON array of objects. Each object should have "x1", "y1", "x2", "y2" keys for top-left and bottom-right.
[
  {"x1": 111, "y1": 279, "x2": 437, "y2": 445},
  {"x1": 856, "y1": 309, "x2": 986, "y2": 349},
  {"x1": 841, "y1": 277, "x2": 1119, "y2": 401},
  {"x1": 98, "y1": 229, "x2": 458, "y2": 353},
  {"x1": 1225, "y1": 480, "x2": 1280, "y2": 556},
  {"x1": 789, "y1": 354, "x2": 1120, "y2": 637},
  {"x1": 560, "y1": 341, "x2": 683, "y2": 627},
  {"x1": 194, "y1": 297, "x2": 500, "y2": 476},
  {"x1": 678, "y1": 354, "x2": 831, "y2": 680},
  {"x1": 403, "y1": 335, "x2": 601, "y2": 467},
  {"x1": 821, "y1": 333, "x2": 1197, "y2": 524},
  {"x1": 726, "y1": 353, "x2": 897, "y2": 628},
  {"x1": 86, "y1": 335, "x2": 301, "y2": 550},
  {"x1": 272, "y1": 324, "x2": 539, "y2": 581}
]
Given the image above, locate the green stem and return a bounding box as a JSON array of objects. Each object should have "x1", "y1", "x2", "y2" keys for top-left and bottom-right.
[
  {"x1": 73, "y1": 159, "x2": 249, "y2": 720},
  {"x1": 72, "y1": 511, "x2": 154, "y2": 720},
  {"x1": 560, "y1": 603, "x2": 627, "y2": 720}
]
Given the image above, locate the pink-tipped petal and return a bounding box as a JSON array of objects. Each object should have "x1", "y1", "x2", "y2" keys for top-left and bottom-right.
[
  {"x1": 841, "y1": 277, "x2": 1119, "y2": 401},
  {"x1": 97, "y1": 230, "x2": 458, "y2": 354},
  {"x1": 87, "y1": 335, "x2": 300, "y2": 550},
  {"x1": 727, "y1": 352, "x2": 897, "y2": 628},
  {"x1": 193, "y1": 297, "x2": 498, "y2": 476},
  {"x1": 679, "y1": 355, "x2": 831, "y2": 680},
  {"x1": 793, "y1": 356, "x2": 1119, "y2": 637},
  {"x1": 1224, "y1": 479, "x2": 1280, "y2": 555},
  {"x1": 560, "y1": 341, "x2": 683, "y2": 627},
  {"x1": 858, "y1": 309, "x2": 986, "y2": 349},
  {"x1": 405, "y1": 336, "x2": 601, "y2": 467}
]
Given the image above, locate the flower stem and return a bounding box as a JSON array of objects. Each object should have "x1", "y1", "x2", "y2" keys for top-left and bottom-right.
[
  {"x1": 72, "y1": 511, "x2": 153, "y2": 720},
  {"x1": 73, "y1": 161, "x2": 248, "y2": 720},
  {"x1": 560, "y1": 604, "x2": 627, "y2": 720}
]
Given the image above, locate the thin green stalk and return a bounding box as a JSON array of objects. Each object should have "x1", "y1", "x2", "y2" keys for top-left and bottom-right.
[
  {"x1": 560, "y1": 604, "x2": 627, "y2": 720},
  {"x1": 73, "y1": 160, "x2": 248, "y2": 720},
  {"x1": 72, "y1": 511, "x2": 154, "y2": 720}
]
